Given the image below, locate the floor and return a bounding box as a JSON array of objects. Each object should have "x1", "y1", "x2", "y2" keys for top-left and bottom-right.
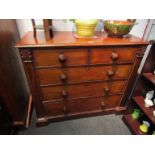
[{"x1": 19, "y1": 113, "x2": 131, "y2": 135}]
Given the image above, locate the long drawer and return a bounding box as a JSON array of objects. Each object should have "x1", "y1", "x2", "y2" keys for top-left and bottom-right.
[
  {"x1": 36, "y1": 65, "x2": 132, "y2": 85},
  {"x1": 44, "y1": 95, "x2": 122, "y2": 117},
  {"x1": 41, "y1": 81, "x2": 126, "y2": 101},
  {"x1": 33, "y1": 47, "x2": 137, "y2": 67}
]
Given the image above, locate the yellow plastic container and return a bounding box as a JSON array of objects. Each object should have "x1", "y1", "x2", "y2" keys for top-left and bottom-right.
[
  {"x1": 75, "y1": 19, "x2": 98, "y2": 37},
  {"x1": 139, "y1": 121, "x2": 150, "y2": 133}
]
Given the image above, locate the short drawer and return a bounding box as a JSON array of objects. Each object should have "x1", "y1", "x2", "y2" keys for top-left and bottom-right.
[
  {"x1": 33, "y1": 48, "x2": 88, "y2": 67},
  {"x1": 36, "y1": 65, "x2": 132, "y2": 85},
  {"x1": 91, "y1": 47, "x2": 137, "y2": 64},
  {"x1": 43, "y1": 95, "x2": 122, "y2": 117},
  {"x1": 41, "y1": 81, "x2": 126, "y2": 101}
]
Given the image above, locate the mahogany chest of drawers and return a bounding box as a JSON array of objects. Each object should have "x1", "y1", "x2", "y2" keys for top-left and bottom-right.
[{"x1": 16, "y1": 31, "x2": 148, "y2": 126}]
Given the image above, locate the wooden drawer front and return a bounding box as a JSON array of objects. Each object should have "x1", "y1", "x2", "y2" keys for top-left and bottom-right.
[
  {"x1": 36, "y1": 65, "x2": 132, "y2": 85},
  {"x1": 43, "y1": 101, "x2": 64, "y2": 117},
  {"x1": 91, "y1": 47, "x2": 137, "y2": 64},
  {"x1": 33, "y1": 48, "x2": 88, "y2": 67},
  {"x1": 41, "y1": 81, "x2": 126, "y2": 101},
  {"x1": 67, "y1": 95, "x2": 121, "y2": 114},
  {"x1": 43, "y1": 95, "x2": 121, "y2": 117}
]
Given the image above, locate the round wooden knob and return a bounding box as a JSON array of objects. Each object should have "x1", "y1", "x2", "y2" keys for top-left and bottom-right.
[
  {"x1": 104, "y1": 86, "x2": 110, "y2": 94},
  {"x1": 58, "y1": 54, "x2": 66, "y2": 63},
  {"x1": 62, "y1": 90, "x2": 68, "y2": 98},
  {"x1": 100, "y1": 101, "x2": 106, "y2": 109},
  {"x1": 111, "y1": 52, "x2": 119, "y2": 60},
  {"x1": 107, "y1": 70, "x2": 115, "y2": 77},
  {"x1": 60, "y1": 74, "x2": 67, "y2": 81},
  {"x1": 63, "y1": 106, "x2": 68, "y2": 114}
]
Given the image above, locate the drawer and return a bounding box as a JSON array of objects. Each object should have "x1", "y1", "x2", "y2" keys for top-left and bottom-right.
[
  {"x1": 91, "y1": 47, "x2": 137, "y2": 64},
  {"x1": 43, "y1": 95, "x2": 121, "y2": 117},
  {"x1": 33, "y1": 48, "x2": 88, "y2": 67},
  {"x1": 36, "y1": 65, "x2": 132, "y2": 85},
  {"x1": 44, "y1": 100, "x2": 64, "y2": 117},
  {"x1": 67, "y1": 95, "x2": 122, "y2": 114},
  {"x1": 41, "y1": 81, "x2": 126, "y2": 101}
]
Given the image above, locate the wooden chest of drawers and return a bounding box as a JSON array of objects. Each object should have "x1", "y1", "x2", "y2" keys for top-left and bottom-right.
[{"x1": 16, "y1": 31, "x2": 148, "y2": 126}]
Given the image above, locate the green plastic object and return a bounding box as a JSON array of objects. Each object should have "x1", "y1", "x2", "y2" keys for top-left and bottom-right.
[{"x1": 131, "y1": 108, "x2": 143, "y2": 119}]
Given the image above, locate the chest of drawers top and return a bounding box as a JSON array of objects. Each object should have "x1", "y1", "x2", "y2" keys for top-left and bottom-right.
[{"x1": 16, "y1": 31, "x2": 148, "y2": 48}]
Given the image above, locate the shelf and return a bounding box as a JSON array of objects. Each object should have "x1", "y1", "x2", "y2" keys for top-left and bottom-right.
[
  {"x1": 123, "y1": 114, "x2": 146, "y2": 135},
  {"x1": 133, "y1": 96, "x2": 155, "y2": 126},
  {"x1": 143, "y1": 73, "x2": 155, "y2": 85}
]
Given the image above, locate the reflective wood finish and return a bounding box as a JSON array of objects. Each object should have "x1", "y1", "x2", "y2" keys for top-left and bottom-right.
[
  {"x1": 41, "y1": 81, "x2": 126, "y2": 101},
  {"x1": 36, "y1": 65, "x2": 132, "y2": 85},
  {"x1": 16, "y1": 31, "x2": 148, "y2": 126},
  {"x1": 33, "y1": 47, "x2": 137, "y2": 67},
  {"x1": 44, "y1": 95, "x2": 122, "y2": 117},
  {"x1": 16, "y1": 31, "x2": 148, "y2": 48},
  {"x1": 34, "y1": 48, "x2": 88, "y2": 67}
]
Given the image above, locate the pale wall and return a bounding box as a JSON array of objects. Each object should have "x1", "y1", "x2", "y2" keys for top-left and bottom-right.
[{"x1": 16, "y1": 19, "x2": 148, "y2": 38}]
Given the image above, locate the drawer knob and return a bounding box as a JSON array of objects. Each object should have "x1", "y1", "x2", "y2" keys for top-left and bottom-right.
[
  {"x1": 107, "y1": 70, "x2": 115, "y2": 77},
  {"x1": 60, "y1": 74, "x2": 67, "y2": 81},
  {"x1": 58, "y1": 54, "x2": 66, "y2": 63},
  {"x1": 62, "y1": 90, "x2": 68, "y2": 98},
  {"x1": 100, "y1": 101, "x2": 106, "y2": 109},
  {"x1": 111, "y1": 52, "x2": 119, "y2": 60},
  {"x1": 104, "y1": 86, "x2": 110, "y2": 94},
  {"x1": 63, "y1": 106, "x2": 68, "y2": 114}
]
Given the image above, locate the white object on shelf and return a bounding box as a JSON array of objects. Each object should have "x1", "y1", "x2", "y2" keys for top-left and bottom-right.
[
  {"x1": 144, "y1": 98, "x2": 154, "y2": 107},
  {"x1": 146, "y1": 90, "x2": 154, "y2": 100}
]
